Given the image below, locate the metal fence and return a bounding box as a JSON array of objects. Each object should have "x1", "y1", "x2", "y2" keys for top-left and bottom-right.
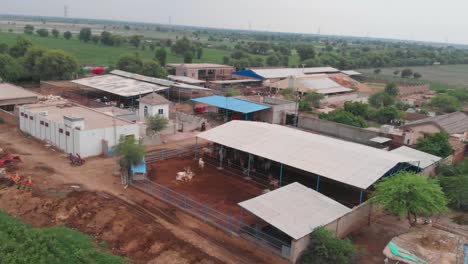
[
  {"x1": 145, "y1": 146, "x2": 196, "y2": 163},
  {"x1": 131, "y1": 180, "x2": 291, "y2": 258}
]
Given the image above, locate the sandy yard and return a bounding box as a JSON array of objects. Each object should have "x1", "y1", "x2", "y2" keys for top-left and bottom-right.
[{"x1": 0, "y1": 122, "x2": 287, "y2": 264}]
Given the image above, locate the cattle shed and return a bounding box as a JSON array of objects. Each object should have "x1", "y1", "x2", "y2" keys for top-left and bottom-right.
[
  {"x1": 233, "y1": 67, "x2": 339, "y2": 80},
  {"x1": 197, "y1": 121, "x2": 420, "y2": 206},
  {"x1": 191, "y1": 95, "x2": 270, "y2": 121},
  {"x1": 239, "y1": 182, "x2": 351, "y2": 262}
]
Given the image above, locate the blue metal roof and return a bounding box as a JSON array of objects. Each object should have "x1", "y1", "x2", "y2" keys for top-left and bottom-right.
[
  {"x1": 232, "y1": 70, "x2": 265, "y2": 80},
  {"x1": 191, "y1": 95, "x2": 270, "y2": 114},
  {"x1": 131, "y1": 160, "x2": 147, "y2": 174}
]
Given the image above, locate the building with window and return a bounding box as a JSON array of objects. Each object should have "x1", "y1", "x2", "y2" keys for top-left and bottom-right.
[
  {"x1": 166, "y1": 63, "x2": 235, "y2": 81},
  {"x1": 19, "y1": 101, "x2": 139, "y2": 158},
  {"x1": 138, "y1": 93, "x2": 170, "y2": 120}
]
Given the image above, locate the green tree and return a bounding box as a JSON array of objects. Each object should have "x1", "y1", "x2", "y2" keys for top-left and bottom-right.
[
  {"x1": 413, "y1": 72, "x2": 422, "y2": 79},
  {"x1": 129, "y1": 35, "x2": 143, "y2": 48},
  {"x1": 0, "y1": 54, "x2": 24, "y2": 82},
  {"x1": 35, "y1": 50, "x2": 79, "y2": 80},
  {"x1": 184, "y1": 51, "x2": 193, "y2": 63},
  {"x1": 100, "y1": 31, "x2": 114, "y2": 46},
  {"x1": 149, "y1": 42, "x2": 156, "y2": 52},
  {"x1": 298, "y1": 227, "x2": 356, "y2": 264},
  {"x1": 384, "y1": 82, "x2": 399, "y2": 97},
  {"x1": 266, "y1": 53, "x2": 281, "y2": 66},
  {"x1": 296, "y1": 45, "x2": 316, "y2": 61},
  {"x1": 393, "y1": 70, "x2": 400, "y2": 76},
  {"x1": 146, "y1": 115, "x2": 169, "y2": 134},
  {"x1": 372, "y1": 106, "x2": 403, "y2": 124},
  {"x1": 319, "y1": 110, "x2": 368, "y2": 128},
  {"x1": 401, "y1": 68, "x2": 413, "y2": 78},
  {"x1": 303, "y1": 92, "x2": 324, "y2": 108},
  {"x1": 91, "y1": 35, "x2": 100, "y2": 44},
  {"x1": 280, "y1": 88, "x2": 295, "y2": 101},
  {"x1": 371, "y1": 171, "x2": 448, "y2": 226},
  {"x1": 343, "y1": 102, "x2": 370, "y2": 118},
  {"x1": 111, "y1": 35, "x2": 124, "y2": 47},
  {"x1": 23, "y1": 47, "x2": 47, "y2": 80},
  {"x1": 368, "y1": 91, "x2": 395, "y2": 108},
  {"x1": 439, "y1": 175, "x2": 468, "y2": 211},
  {"x1": 113, "y1": 136, "x2": 145, "y2": 171},
  {"x1": 225, "y1": 88, "x2": 241, "y2": 97},
  {"x1": 196, "y1": 47, "x2": 203, "y2": 59},
  {"x1": 429, "y1": 94, "x2": 461, "y2": 113},
  {"x1": 154, "y1": 48, "x2": 167, "y2": 66},
  {"x1": 24, "y1": 24, "x2": 34, "y2": 35},
  {"x1": 63, "y1": 31, "x2": 72, "y2": 40},
  {"x1": 116, "y1": 53, "x2": 143, "y2": 73},
  {"x1": 9, "y1": 36, "x2": 33, "y2": 58},
  {"x1": 222, "y1": 55, "x2": 230, "y2": 65},
  {"x1": 141, "y1": 60, "x2": 167, "y2": 78},
  {"x1": 35, "y1": 28, "x2": 49, "y2": 37},
  {"x1": 51, "y1": 28, "x2": 59, "y2": 38},
  {"x1": 0, "y1": 43, "x2": 8, "y2": 54},
  {"x1": 374, "y1": 68, "x2": 381, "y2": 74},
  {"x1": 416, "y1": 132, "x2": 452, "y2": 157},
  {"x1": 79, "y1": 28, "x2": 92, "y2": 42}
]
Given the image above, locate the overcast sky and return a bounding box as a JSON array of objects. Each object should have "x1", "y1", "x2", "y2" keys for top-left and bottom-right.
[{"x1": 2, "y1": 0, "x2": 468, "y2": 44}]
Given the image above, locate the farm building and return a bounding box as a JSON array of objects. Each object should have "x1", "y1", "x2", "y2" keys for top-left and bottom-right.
[
  {"x1": 269, "y1": 74, "x2": 358, "y2": 104},
  {"x1": 138, "y1": 93, "x2": 171, "y2": 120},
  {"x1": 168, "y1": 75, "x2": 206, "y2": 86},
  {"x1": 19, "y1": 101, "x2": 139, "y2": 158},
  {"x1": 196, "y1": 120, "x2": 420, "y2": 206},
  {"x1": 0, "y1": 83, "x2": 39, "y2": 112},
  {"x1": 191, "y1": 95, "x2": 270, "y2": 121},
  {"x1": 239, "y1": 182, "x2": 352, "y2": 262},
  {"x1": 234, "y1": 96, "x2": 296, "y2": 124},
  {"x1": 208, "y1": 79, "x2": 263, "y2": 90},
  {"x1": 391, "y1": 146, "x2": 441, "y2": 175},
  {"x1": 233, "y1": 67, "x2": 339, "y2": 82},
  {"x1": 166, "y1": 63, "x2": 235, "y2": 81}
]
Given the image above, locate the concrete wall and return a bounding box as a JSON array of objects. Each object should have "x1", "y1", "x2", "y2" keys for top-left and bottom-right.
[
  {"x1": 298, "y1": 116, "x2": 381, "y2": 146},
  {"x1": 79, "y1": 125, "x2": 139, "y2": 157},
  {"x1": 403, "y1": 123, "x2": 442, "y2": 145},
  {"x1": 290, "y1": 201, "x2": 383, "y2": 263},
  {"x1": 0, "y1": 109, "x2": 18, "y2": 125},
  {"x1": 322, "y1": 92, "x2": 359, "y2": 105},
  {"x1": 398, "y1": 84, "x2": 430, "y2": 96}
]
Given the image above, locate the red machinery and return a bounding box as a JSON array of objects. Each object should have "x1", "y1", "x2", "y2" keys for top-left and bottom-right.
[{"x1": 0, "y1": 152, "x2": 21, "y2": 168}]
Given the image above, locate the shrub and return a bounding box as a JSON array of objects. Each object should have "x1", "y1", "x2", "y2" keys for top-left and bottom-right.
[{"x1": 298, "y1": 227, "x2": 356, "y2": 264}]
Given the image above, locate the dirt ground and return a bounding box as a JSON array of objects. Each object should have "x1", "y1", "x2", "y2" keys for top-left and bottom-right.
[
  {"x1": 148, "y1": 158, "x2": 263, "y2": 220},
  {"x1": 0, "y1": 123, "x2": 287, "y2": 264}
]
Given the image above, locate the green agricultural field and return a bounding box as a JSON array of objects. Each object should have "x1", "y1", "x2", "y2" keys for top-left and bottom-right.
[
  {"x1": 359, "y1": 65, "x2": 468, "y2": 88},
  {"x1": 0, "y1": 32, "x2": 231, "y2": 66},
  {"x1": 0, "y1": 211, "x2": 123, "y2": 264}
]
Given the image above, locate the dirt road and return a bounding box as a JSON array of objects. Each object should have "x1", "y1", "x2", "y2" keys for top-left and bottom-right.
[{"x1": 0, "y1": 123, "x2": 287, "y2": 264}]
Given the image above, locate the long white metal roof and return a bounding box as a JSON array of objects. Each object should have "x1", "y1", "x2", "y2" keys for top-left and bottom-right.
[
  {"x1": 167, "y1": 75, "x2": 206, "y2": 84},
  {"x1": 197, "y1": 121, "x2": 413, "y2": 189},
  {"x1": 250, "y1": 67, "x2": 339, "y2": 79},
  {"x1": 71, "y1": 75, "x2": 168, "y2": 97},
  {"x1": 239, "y1": 182, "x2": 351, "y2": 240},
  {"x1": 111, "y1": 70, "x2": 173, "y2": 86},
  {"x1": 391, "y1": 146, "x2": 441, "y2": 169}
]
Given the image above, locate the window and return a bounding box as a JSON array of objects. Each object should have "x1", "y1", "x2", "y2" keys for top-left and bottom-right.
[
  {"x1": 144, "y1": 106, "x2": 149, "y2": 117},
  {"x1": 158, "y1": 109, "x2": 164, "y2": 115},
  {"x1": 40, "y1": 121, "x2": 44, "y2": 125},
  {"x1": 24, "y1": 114, "x2": 28, "y2": 118},
  {"x1": 45, "y1": 123, "x2": 49, "y2": 127},
  {"x1": 29, "y1": 116, "x2": 33, "y2": 120},
  {"x1": 59, "y1": 128, "x2": 64, "y2": 134},
  {"x1": 20, "y1": 113, "x2": 24, "y2": 117},
  {"x1": 65, "y1": 131, "x2": 70, "y2": 136}
]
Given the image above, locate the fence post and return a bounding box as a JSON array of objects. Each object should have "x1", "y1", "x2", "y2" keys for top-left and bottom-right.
[
  {"x1": 279, "y1": 163, "x2": 283, "y2": 187},
  {"x1": 247, "y1": 153, "x2": 252, "y2": 177},
  {"x1": 316, "y1": 175, "x2": 320, "y2": 192}
]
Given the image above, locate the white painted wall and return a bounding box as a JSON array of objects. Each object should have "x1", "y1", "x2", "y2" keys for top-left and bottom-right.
[
  {"x1": 139, "y1": 102, "x2": 169, "y2": 120},
  {"x1": 19, "y1": 106, "x2": 139, "y2": 158}
]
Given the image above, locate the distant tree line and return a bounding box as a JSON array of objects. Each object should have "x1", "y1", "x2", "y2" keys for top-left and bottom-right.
[{"x1": 0, "y1": 36, "x2": 78, "y2": 82}]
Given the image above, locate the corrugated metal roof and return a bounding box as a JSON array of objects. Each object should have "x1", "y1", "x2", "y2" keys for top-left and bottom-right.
[
  {"x1": 210, "y1": 79, "x2": 262, "y2": 84},
  {"x1": 270, "y1": 74, "x2": 354, "y2": 95},
  {"x1": 111, "y1": 70, "x2": 173, "y2": 86},
  {"x1": 168, "y1": 75, "x2": 206, "y2": 84},
  {"x1": 403, "y1": 112, "x2": 468, "y2": 134},
  {"x1": 0, "y1": 83, "x2": 39, "y2": 101},
  {"x1": 391, "y1": 146, "x2": 441, "y2": 169},
  {"x1": 191, "y1": 96, "x2": 270, "y2": 114},
  {"x1": 197, "y1": 121, "x2": 413, "y2": 189},
  {"x1": 239, "y1": 182, "x2": 351, "y2": 240},
  {"x1": 370, "y1": 137, "x2": 392, "y2": 144},
  {"x1": 72, "y1": 75, "x2": 168, "y2": 97},
  {"x1": 233, "y1": 67, "x2": 339, "y2": 79},
  {"x1": 341, "y1": 70, "x2": 362, "y2": 76}
]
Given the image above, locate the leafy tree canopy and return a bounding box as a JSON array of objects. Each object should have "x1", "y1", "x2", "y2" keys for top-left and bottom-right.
[
  {"x1": 416, "y1": 132, "x2": 452, "y2": 157},
  {"x1": 368, "y1": 91, "x2": 395, "y2": 108},
  {"x1": 429, "y1": 94, "x2": 462, "y2": 113},
  {"x1": 371, "y1": 171, "x2": 447, "y2": 226},
  {"x1": 384, "y1": 82, "x2": 399, "y2": 97},
  {"x1": 319, "y1": 109, "x2": 368, "y2": 128},
  {"x1": 113, "y1": 136, "x2": 145, "y2": 169}
]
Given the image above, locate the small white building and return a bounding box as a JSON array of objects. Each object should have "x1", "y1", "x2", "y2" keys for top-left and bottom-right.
[
  {"x1": 19, "y1": 101, "x2": 139, "y2": 158},
  {"x1": 138, "y1": 93, "x2": 170, "y2": 120}
]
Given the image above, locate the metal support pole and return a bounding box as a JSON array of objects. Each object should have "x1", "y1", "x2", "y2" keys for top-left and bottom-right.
[
  {"x1": 359, "y1": 190, "x2": 364, "y2": 204},
  {"x1": 279, "y1": 163, "x2": 284, "y2": 187},
  {"x1": 247, "y1": 153, "x2": 252, "y2": 177},
  {"x1": 194, "y1": 137, "x2": 198, "y2": 160},
  {"x1": 316, "y1": 176, "x2": 320, "y2": 191},
  {"x1": 218, "y1": 145, "x2": 224, "y2": 169}
]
